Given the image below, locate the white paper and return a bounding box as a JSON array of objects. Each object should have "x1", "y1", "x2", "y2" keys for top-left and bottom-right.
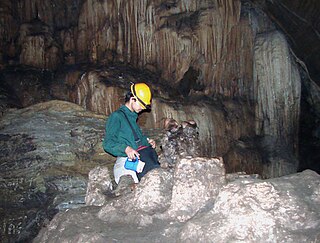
[{"x1": 136, "y1": 160, "x2": 145, "y2": 173}]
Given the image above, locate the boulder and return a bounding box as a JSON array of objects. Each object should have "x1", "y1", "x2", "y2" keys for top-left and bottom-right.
[
  {"x1": 33, "y1": 166, "x2": 320, "y2": 243},
  {"x1": 85, "y1": 166, "x2": 113, "y2": 206},
  {"x1": 180, "y1": 169, "x2": 320, "y2": 242},
  {"x1": 0, "y1": 100, "x2": 109, "y2": 242},
  {"x1": 34, "y1": 156, "x2": 227, "y2": 242},
  {"x1": 162, "y1": 157, "x2": 225, "y2": 222}
]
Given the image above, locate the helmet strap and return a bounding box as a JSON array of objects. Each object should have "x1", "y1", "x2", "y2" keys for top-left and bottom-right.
[{"x1": 132, "y1": 84, "x2": 148, "y2": 109}]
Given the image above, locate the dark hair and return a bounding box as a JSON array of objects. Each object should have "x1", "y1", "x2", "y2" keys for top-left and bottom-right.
[{"x1": 125, "y1": 91, "x2": 134, "y2": 103}]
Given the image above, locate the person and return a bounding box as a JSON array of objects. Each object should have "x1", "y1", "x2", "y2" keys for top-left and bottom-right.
[{"x1": 103, "y1": 83, "x2": 157, "y2": 194}]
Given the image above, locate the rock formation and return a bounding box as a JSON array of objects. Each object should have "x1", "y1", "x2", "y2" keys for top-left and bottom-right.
[
  {"x1": 253, "y1": 31, "x2": 301, "y2": 170},
  {"x1": 257, "y1": 0, "x2": 320, "y2": 84},
  {"x1": 180, "y1": 169, "x2": 320, "y2": 243},
  {"x1": 0, "y1": 100, "x2": 108, "y2": 242},
  {"x1": 0, "y1": 0, "x2": 320, "y2": 242},
  {"x1": 159, "y1": 118, "x2": 201, "y2": 168},
  {"x1": 0, "y1": 0, "x2": 314, "y2": 177},
  {"x1": 85, "y1": 166, "x2": 113, "y2": 206},
  {"x1": 34, "y1": 164, "x2": 320, "y2": 243},
  {"x1": 0, "y1": 98, "x2": 319, "y2": 242}
]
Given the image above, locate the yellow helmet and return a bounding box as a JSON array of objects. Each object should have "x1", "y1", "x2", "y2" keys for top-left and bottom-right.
[{"x1": 130, "y1": 83, "x2": 152, "y2": 109}]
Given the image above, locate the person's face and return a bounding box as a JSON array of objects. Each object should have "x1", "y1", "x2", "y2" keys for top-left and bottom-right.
[{"x1": 131, "y1": 97, "x2": 144, "y2": 113}]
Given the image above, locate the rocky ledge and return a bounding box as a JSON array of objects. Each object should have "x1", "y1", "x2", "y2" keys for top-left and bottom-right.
[
  {"x1": 34, "y1": 161, "x2": 320, "y2": 243},
  {"x1": 0, "y1": 100, "x2": 109, "y2": 242}
]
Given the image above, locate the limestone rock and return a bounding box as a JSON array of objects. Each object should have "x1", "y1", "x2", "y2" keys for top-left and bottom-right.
[
  {"x1": 85, "y1": 166, "x2": 113, "y2": 206},
  {"x1": 1, "y1": 0, "x2": 319, "y2": 90},
  {"x1": 253, "y1": 30, "x2": 301, "y2": 177},
  {"x1": 163, "y1": 157, "x2": 226, "y2": 222},
  {"x1": 97, "y1": 168, "x2": 174, "y2": 226},
  {"x1": 0, "y1": 100, "x2": 109, "y2": 242},
  {"x1": 34, "y1": 156, "x2": 226, "y2": 242},
  {"x1": 159, "y1": 119, "x2": 201, "y2": 167},
  {"x1": 180, "y1": 170, "x2": 320, "y2": 243},
  {"x1": 32, "y1": 206, "x2": 107, "y2": 243},
  {"x1": 98, "y1": 157, "x2": 225, "y2": 225},
  {"x1": 33, "y1": 166, "x2": 320, "y2": 243},
  {"x1": 133, "y1": 169, "x2": 174, "y2": 215},
  {"x1": 18, "y1": 20, "x2": 62, "y2": 69},
  {"x1": 69, "y1": 70, "x2": 128, "y2": 115}
]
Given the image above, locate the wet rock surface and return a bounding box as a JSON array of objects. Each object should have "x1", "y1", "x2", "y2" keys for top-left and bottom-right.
[{"x1": 0, "y1": 100, "x2": 109, "y2": 242}]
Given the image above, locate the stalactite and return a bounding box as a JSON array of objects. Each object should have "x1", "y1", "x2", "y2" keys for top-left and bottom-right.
[
  {"x1": 53, "y1": 0, "x2": 251, "y2": 99},
  {"x1": 70, "y1": 70, "x2": 127, "y2": 115},
  {"x1": 253, "y1": 31, "x2": 301, "y2": 177},
  {"x1": 254, "y1": 31, "x2": 300, "y2": 145},
  {"x1": 0, "y1": 0, "x2": 305, "y2": 176}
]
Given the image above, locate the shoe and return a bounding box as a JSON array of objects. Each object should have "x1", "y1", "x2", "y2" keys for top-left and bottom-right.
[{"x1": 113, "y1": 175, "x2": 135, "y2": 197}]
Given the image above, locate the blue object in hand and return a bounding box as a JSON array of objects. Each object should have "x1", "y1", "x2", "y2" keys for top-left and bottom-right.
[
  {"x1": 124, "y1": 157, "x2": 139, "y2": 171},
  {"x1": 124, "y1": 157, "x2": 145, "y2": 173}
]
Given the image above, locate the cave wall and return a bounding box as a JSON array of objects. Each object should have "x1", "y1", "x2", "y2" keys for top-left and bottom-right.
[
  {"x1": 0, "y1": 0, "x2": 303, "y2": 105},
  {"x1": 253, "y1": 31, "x2": 301, "y2": 176},
  {"x1": 1, "y1": 0, "x2": 255, "y2": 98},
  {"x1": 258, "y1": 0, "x2": 320, "y2": 85},
  {"x1": 254, "y1": 31, "x2": 301, "y2": 153},
  {"x1": 1, "y1": 1, "x2": 319, "y2": 242},
  {"x1": 0, "y1": 0, "x2": 308, "y2": 176}
]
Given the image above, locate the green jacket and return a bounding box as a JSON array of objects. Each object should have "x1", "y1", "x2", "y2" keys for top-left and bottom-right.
[{"x1": 103, "y1": 105, "x2": 149, "y2": 157}]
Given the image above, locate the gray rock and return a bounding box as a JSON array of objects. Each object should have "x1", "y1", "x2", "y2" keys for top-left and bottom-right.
[
  {"x1": 97, "y1": 168, "x2": 174, "y2": 226},
  {"x1": 180, "y1": 169, "x2": 320, "y2": 243},
  {"x1": 133, "y1": 169, "x2": 174, "y2": 215},
  {"x1": 85, "y1": 166, "x2": 113, "y2": 206},
  {"x1": 160, "y1": 119, "x2": 201, "y2": 167},
  {"x1": 34, "y1": 164, "x2": 320, "y2": 243},
  {"x1": 162, "y1": 157, "x2": 226, "y2": 222},
  {"x1": 34, "y1": 156, "x2": 227, "y2": 242},
  {"x1": 0, "y1": 100, "x2": 109, "y2": 242}
]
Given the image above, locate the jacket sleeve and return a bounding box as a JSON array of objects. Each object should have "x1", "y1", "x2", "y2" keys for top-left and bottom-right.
[{"x1": 103, "y1": 112, "x2": 128, "y2": 157}]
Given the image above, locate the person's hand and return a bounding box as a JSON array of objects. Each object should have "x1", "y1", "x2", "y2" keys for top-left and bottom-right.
[
  {"x1": 125, "y1": 146, "x2": 140, "y2": 160},
  {"x1": 147, "y1": 138, "x2": 156, "y2": 148}
]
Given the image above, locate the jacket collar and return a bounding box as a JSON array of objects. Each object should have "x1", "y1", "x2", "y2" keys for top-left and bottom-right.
[{"x1": 119, "y1": 105, "x2": 138, "y2": 120}]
